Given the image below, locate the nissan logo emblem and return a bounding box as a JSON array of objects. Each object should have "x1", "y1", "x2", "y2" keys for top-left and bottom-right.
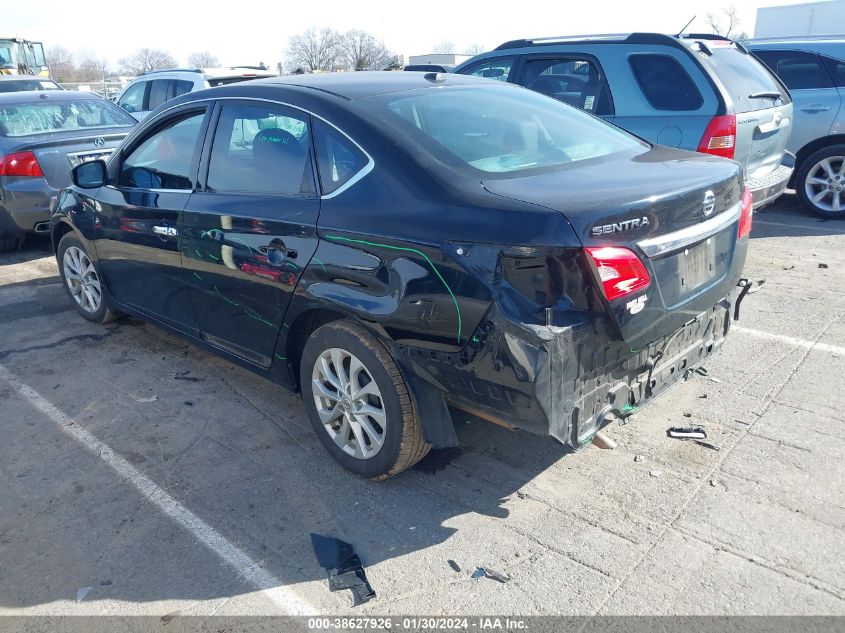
[
  {"x1": 703, "y1": 190, "x2": 716, "y2": 216},
  {"x1": 94, "y1": 137, "x2": 105, "y2": 148}
]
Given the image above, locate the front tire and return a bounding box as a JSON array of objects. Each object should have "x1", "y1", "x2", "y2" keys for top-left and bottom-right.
[
  {"x1": 797, "y1": 145, "x2": 845, "y2": 219},
  {"x1": 57, "y1": 233, "x2": 117, "y2": 324},
  {"x1": 300, "y1": 320, "x2": 430, "y2": 479}
]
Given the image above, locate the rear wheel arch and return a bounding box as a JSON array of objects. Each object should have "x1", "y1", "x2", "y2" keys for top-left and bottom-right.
[
  {"x1": 284, "y1": 307, "x2": 350, "y2": 390},
  {"x1": 792, "y1": 135, "x2": 845, "y2": 185},
  {"x1": 51, "y1": 220, "x2": 74, "y2": 254}
]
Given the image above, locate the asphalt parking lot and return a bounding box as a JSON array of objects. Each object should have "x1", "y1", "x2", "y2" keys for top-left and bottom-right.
[{"x1": 0, "y1": 192, "x2": 843, "y2": 618}]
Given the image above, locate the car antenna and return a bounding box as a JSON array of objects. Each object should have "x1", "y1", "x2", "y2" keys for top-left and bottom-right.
[{"x1": 677, "y1": 15, "x2": 696, "y2": 37}]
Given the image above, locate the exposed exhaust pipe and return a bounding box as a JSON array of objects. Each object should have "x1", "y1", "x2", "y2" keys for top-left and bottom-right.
[{"x1": 33, "y1": 222, "x2": 50, "y2": 233}]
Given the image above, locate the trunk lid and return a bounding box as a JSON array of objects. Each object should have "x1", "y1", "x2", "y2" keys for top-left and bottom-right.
[
  {"x1": 16, "y1": 129, "x2": 130, "y2": 188},
  {"x1": 482, "y1": 146, "x2": 746, "y2": 346}
]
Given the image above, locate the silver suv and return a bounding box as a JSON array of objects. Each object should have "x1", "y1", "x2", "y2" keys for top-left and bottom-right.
[
  {"x1": 454, "y1": 33, "x2": 795, "y2": 209},
  {"x1": 748, "y1": 37, "x2": 845, "y2": 218},
  {"x1": 115, "y1": 67, "x2": 276, "y2": 121}
]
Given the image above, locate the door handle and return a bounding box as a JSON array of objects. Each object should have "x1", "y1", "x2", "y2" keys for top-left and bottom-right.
[
  {"x1": 259, "y1": 239, "x2": 295, "y2": 266},
  {"x1": 800, "y1": 104, "x2": 832, "y2": 112},
  {"x1": 152, "y1": 225, "x2": 177, "y2": 237}
]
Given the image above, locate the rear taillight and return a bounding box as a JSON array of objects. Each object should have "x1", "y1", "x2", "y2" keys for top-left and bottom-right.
[
  {"x1": 738, "y1": 185, "x2": 753, "y2": 238},
  {"x1": 0, "y1": 151, "x2": 43, "y2": 177},
  {"x1": 697, "y1": 114, "x2": 736, "y2": 159},
  {"x1": 586, "y1": 246, "x2": 650, "y2": 301}
]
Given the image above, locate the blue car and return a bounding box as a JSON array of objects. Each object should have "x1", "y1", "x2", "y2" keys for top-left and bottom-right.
[{"x1": 454, "y1": 33, "x2": 795, "y2": 210}]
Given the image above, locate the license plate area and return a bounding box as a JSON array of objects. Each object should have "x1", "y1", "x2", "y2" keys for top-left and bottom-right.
[
  {"x1": 650, "y1": 227, "x2": 733, "y2": 308},
  {"x1": 67, "y1": 149, "x2": 112, "y2": 168}
]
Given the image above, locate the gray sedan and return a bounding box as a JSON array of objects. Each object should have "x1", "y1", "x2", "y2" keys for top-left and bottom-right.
[{"x1": 0, "y1": 90, "x2": 136, "y2": 250}]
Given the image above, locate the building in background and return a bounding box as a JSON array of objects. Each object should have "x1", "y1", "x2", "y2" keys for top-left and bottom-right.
[{"x1": 755, "y1": 0, "x2": 845, "y2": 37}]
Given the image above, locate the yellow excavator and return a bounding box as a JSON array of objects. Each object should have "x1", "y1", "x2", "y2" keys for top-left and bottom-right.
[{"x1": 0, "y1": 38, "x2": 48, "y2": 76}]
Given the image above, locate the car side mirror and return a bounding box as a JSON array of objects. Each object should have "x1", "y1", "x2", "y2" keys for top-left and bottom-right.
[
  {"x1": 121, "y1": 103, "x2": 135, "y2": 112},
  {"x1": 72, "y1": 160, "x2": 107, "y2": 188}
]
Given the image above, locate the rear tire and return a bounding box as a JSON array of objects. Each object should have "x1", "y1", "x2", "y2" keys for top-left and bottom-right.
[
  {"x1": 796, "y1": 144, "x2": 845, "y2": 219},
  {"x1": 300, "y1": 320, "x2": 430, "y2": 479},
  {"x1": 57, "y1": 233, "x2": 117, "y2": 324},
  {"x1": 0, "y1": 234, "x2": 23, "y2": 253}
]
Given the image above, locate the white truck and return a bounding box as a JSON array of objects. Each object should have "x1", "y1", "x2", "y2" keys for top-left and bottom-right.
[{"x1": 755, "y1": 0, "x2": 845, "y2": 38}]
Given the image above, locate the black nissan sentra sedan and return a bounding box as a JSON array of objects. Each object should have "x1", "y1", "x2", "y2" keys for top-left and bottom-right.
[
  {"x1": 0, "y1": 90, "x2": 136, "y2": 250},
  {"x1": 51, "y1": 72, "x2": 752, "y2": 479}
]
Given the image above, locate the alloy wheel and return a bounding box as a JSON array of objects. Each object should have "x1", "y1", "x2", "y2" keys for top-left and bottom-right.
[
  {"x1": 804, "y1": 156, "x2": 845, "y2": 213},
  {"x1": 63, "y1": 246, "x2": 102, "y2": 314},
  {"x1": 311, "y1": 347, "x2": 386, "y2": 460}
]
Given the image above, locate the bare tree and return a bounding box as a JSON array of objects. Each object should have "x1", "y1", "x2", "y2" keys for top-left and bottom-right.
[
  {"x1": 46, "y1": 45, "x2": 75, "y2": 82},
  {"x1": 75, "y1": 49, "x2": 107, "y2": 83},
  {"x1": 338, "y1": 29, "x2": 392, "y2": 70},
  {"x1": 188, "y1": 51, "x2": 219, "y2": 68},
  {"x1": 286, "y1": 28, "x2": 339, "y2": 73},
  {"x1": 432, "y1": 39, "x2": 456, "y2": 54},
  {"x1": 706, "y1": 6, "x2": 748, "y2": 39},
  {"x1": 118, "y1": 48, "x2": 177, "y2": 76},
  {"x1": 463, "y1": 43, "x2": 486, "y2": 56}
]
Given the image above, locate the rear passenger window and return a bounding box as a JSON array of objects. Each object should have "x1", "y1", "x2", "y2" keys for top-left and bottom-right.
[
  {"x1": 754, "y1": 50, "x2": 833, "y2": 90},
  {"x1": 519, "y1": 57, "x2": 612, "y2": 114},
  {"x1": 147, "y1": 80, "x2": 171, "y2": 110},
  {"x1": 460, "y1": 58, "x2": 514, "y2": 81},
  {"x1": 629, "y1": 54, "x2": 703, "y2": 111},
  {"x1": 173, "y1": 80, "x2": 193, "y2": 97},
  {"x1": 207, "y1": 104, "x2": 312, "y2": 196},
  {"x1": 314, "y1": 120, "x2": 368, "y2": 196}
]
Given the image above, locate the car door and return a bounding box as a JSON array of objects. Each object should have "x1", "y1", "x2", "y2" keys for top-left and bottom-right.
[
  {"x1": 180, "y1": 100, "x2": 320, "y2": 367},
  {"x1": 754, "y1": 49, "x2": 840, "y2": 154},
  {"x1": 94, "y1": 105, "x2": 210, "y2": 335}
]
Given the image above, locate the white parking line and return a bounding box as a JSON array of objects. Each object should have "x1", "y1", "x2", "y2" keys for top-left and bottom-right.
[
  {"x1": 734, "y1": 326, "x2": 845, "y2": 356},
  {"x1": 0, "y1": 363, "x2": 316, "y2": 616}
]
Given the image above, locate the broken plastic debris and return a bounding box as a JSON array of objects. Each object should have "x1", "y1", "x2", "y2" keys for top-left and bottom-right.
[
  {"x1": 634, "y1": 454, "x2": 644, "y2": 462},
  {"x1": 76, "y1": 586, "x2": 91, "y2": 603},
  {"x1": 649, "y1": 470, "x2": 662, "y2": 478},
  {"x1": 310, "y1": 533, "x2": 375, "y2": 606},
  {"x1": 133, "y1": 394, "x2": 158, "y2": 403},
  {"x1": 819, "y1": 263, "x2": 829, "y2": 269},
  {"x1": 622, "y1": 403, "x2": 639, "y2": 415},
  {"x1": 667, "y1": 427, "x2": 707, "y2": 440},
  {"x1": 471, "y1": 566, "x2": 510, "y2": 583},
  {"x1": 448, "y1": 560, "x2": 461, "y2": 573}
]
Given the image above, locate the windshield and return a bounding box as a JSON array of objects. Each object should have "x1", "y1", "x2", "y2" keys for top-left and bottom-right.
[
  {"x1": 699, "y1": 44, "x2": 790, "y2": 113},
  {"x1": 0, "y1": 79, "x2": 61, "y2": 93},
  {"x1": 0, "y1": 98, "x2": 136, "y2": 137},
  {"x1": 0, "y1": 40, "x2": 17, "y2": 69},
  {"x1": 371, "y1": 85, "x2": 646, "y2": 175}
]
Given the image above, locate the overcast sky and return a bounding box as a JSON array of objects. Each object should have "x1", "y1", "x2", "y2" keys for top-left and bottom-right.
[{"x1": 10, "y1": 0, "x2": 805, "y2": 69}]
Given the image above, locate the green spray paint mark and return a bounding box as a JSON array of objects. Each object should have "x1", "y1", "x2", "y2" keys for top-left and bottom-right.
[
  {"x1": 200, "y1": 230, "x2": 211, "y2": 239},
  {"x1": 230, "y1": 237, "x2": 252, "y2": 253},
  {"x1": 274, "y1": 353, "x2": 287, "y2": 361},
  {"x1": 281, "y1": 322, "x2": 290, "y2": 330},
  {"x1": 207, "y1": 253, "x2": 220, "y2": 262},
  {"x1": 244, "y1": 306, "x2": 275, "y2": 328},
  {"x1": 193, "y1": 272, "x2": 202, "y2": 281},
  {"x1": 214, "y1": 286, "x2": 239, "y2": 307},
  {"x1": 285, "y1": 261, "x2": 298, "y2": 271},
  {"x1": 312, "y1": 257, "x2": 327, "y2": 273},
  {"x1": 325, "y1": 234, "x2": 463, "y2": 344},
  {"x1": 194, "y1": 249, "x2": 203, "y2": 259}
]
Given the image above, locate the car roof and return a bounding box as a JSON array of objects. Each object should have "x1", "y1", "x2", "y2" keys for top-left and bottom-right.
[
  {"x1": 747, "y1": 35, "x2": 845, "y2": 45},
  {"x1": 0, "y1": 89, "x2": 102, "y2": 105},
  {"x1": 0, "y1": 75, "x2": 59, "y2": 82},
  {"x1": 241, "y1": 71, "x2": 499, "y2": 100}
]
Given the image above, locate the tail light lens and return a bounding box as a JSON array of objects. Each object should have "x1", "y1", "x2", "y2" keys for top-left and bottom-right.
[
  {"x1": 697, "y1": 114, "x2": 736, "y2": 159},
  {"x1": 0, "y1": 151, "x2": 44, "y2": 177},
  {"x1": 738, "y1": 185, "x2": 753, "y2": 238},
  {"x1": 586, "y1": 246, "x2": 650, "y2": 301}
]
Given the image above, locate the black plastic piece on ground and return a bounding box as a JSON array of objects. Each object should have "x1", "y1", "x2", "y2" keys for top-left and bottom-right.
[
  {"x1": 413, "y1": 447, "x2": 463, "y2": 474},
  {"x1": 310, "y1": 533, "x2": 375, "y2": 606},
  {"x1": 448, "y1": 559, "x2": 461, "y2": 572},
  {"x1": 734, "y1": 278, "x2": 751, "y2": 321}
]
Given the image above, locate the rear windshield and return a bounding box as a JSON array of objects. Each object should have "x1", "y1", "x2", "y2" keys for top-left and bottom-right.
[
  {"x1": 698, "y1": 44, "x2": 790, "y2": 113},
  {"x1": 0, "y1": 79, "x2": 62, "y2": 93},
  {"x1": 370, "y1": 85, "x2": 646, "y2": 175},
  {"x1": 0, "y1": 98, "x2": 136, "y2": 137}
]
